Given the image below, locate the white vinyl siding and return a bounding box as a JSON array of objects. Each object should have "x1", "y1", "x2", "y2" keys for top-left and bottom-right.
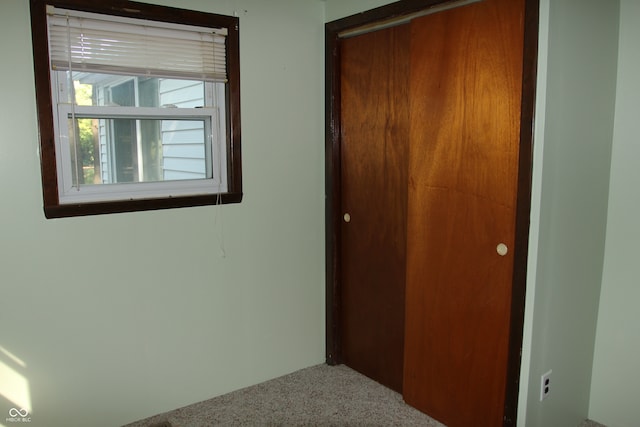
[
  {"x1": 96, "y1": 87, "x2": 111, "y2": 184},
  {"x1": 159, "y1": 79, "x2": 205, "y2": 108},
  {"x1": 159, "y1": 79, "x2": 208, "y2": 180}
]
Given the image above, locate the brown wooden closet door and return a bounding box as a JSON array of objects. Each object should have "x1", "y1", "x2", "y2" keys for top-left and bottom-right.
[
  {"x1": 339, "y1": 25, "x2": 410, "y2": 393},
  {"x1": 403, "y1": 0, "x2": 525, "y2": 425}
]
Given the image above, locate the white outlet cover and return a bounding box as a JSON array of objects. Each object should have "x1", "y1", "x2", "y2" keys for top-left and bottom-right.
[{"x1": 540, "y1": 369, "x2": 552, "y2": 401}]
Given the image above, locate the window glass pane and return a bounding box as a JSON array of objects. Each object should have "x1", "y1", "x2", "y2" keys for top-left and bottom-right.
[
  {"x1": 71, "y1": 72, "x2": 209, "y2": 108},
  {"x1": 139, "y1": 78, "x2": 159, "y2": 108},
  {"x1": 69, "y1": 118, "x2": 209, "y2": 186},
  {"x1": 69, "y1": 117, "x2": 100, "y2": 185},
  {"x1": 111, "y1": 80, "x2": 135, "y2": 107}
]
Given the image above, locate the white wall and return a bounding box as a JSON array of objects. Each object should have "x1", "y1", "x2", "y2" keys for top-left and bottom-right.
[
  {"x1": 325, "y1": 0, "x2": 394, "y2": 22},
  {"x1": 522, "y1": 1, "x2": 619, "y2": 426},
  {"x1": 589, "y1": 1, "x2": 640, "y2": 426},
  {"x1": 0, "y1": 1, "x2": 325, "y2": 426}
]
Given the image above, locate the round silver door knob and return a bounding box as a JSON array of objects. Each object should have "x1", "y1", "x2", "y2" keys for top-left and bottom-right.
[
  {"x1": 343, "y1": 213, "x2": 351, "y2": 223},
  {"x1": 497, "y1": 243, "x2": 508, "y2": 256}
]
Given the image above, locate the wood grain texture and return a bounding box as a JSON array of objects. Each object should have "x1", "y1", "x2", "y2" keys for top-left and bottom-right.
[
  {"x1": 339, "y1": 25, "x2": 410, "y2": 393},
  {"x1": 402, "y1": 0, "x2": 525, "y2": 425}
]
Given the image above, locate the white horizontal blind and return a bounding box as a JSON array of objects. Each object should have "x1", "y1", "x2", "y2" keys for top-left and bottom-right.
[{"x1": 47, "y1": 6, "x2": 227, "y2": 82}]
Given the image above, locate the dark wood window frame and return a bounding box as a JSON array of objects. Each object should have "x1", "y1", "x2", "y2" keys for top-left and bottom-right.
[{"x1": 30, "y1": 0, "x2": 242, "y2": 218}]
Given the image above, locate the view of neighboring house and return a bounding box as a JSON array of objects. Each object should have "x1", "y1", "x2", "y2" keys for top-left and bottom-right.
[{"x1": 67, "y1": 72, "x2": 225, "y2": 186}]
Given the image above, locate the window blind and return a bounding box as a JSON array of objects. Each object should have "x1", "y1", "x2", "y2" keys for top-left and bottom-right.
[{"x1": 47, "y1": 6, "x2": 227, "y2": 82}]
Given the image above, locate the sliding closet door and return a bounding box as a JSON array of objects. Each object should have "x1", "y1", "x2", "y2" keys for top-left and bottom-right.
[
  {"x1": 403, "y1": 0, "x2": 525, "y2": 425},
  {"x1": 339, "y1": 24, "x2": 410, "y2": 393}
]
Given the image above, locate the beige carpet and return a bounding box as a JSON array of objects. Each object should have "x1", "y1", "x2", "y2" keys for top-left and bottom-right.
[
  {"x1": 123, "y1": 364, "x2": 443, "y2": 426},
  {"x1": 123, "y1": 364, "x2": 606, "y2": 426}
]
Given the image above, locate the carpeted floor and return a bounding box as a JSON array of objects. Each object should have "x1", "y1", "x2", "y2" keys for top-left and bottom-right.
[
  {"x1": 123, "y1": 364, "x2": 443, "y2": 426},
  {"x1": 123, "y1": 364, "x2": 607, "y2": 426}
]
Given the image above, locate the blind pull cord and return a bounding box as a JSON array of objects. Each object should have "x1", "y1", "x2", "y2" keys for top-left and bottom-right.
[
  {"x1": 66, "y1": 14, "x2": 80, "y2": 191},
  {"x1": 213, "y1": 84, "x2": 226, "y2": 259}
]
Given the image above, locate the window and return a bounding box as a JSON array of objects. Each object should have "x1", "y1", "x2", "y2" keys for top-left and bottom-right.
[{"x1": 30, "y1": 0, "x2": 241, "y2": 218}]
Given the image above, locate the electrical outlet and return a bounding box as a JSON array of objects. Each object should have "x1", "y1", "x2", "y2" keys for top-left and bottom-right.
[{"x1": 540, "y1": 370, "x2": 552, "y2": 401}]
